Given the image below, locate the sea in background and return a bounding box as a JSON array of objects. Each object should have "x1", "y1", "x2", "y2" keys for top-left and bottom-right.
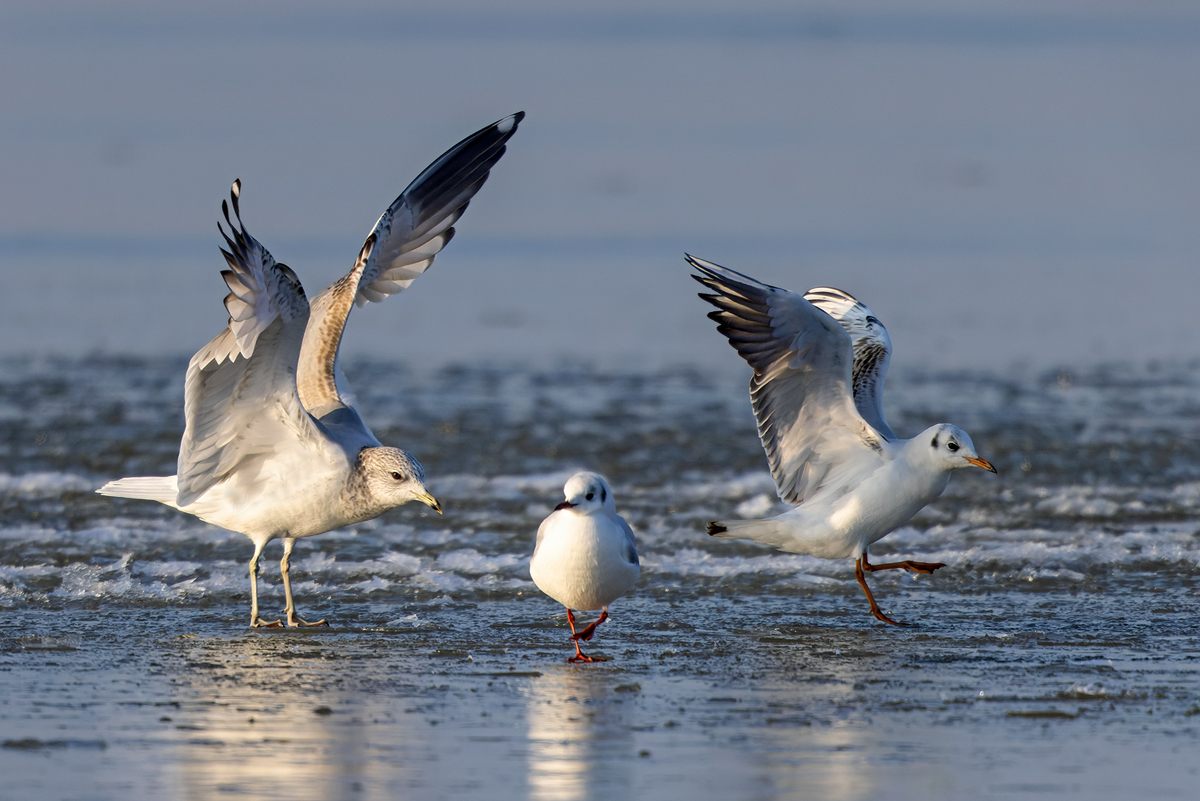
[{"x1": 2, "y1": 2, "x2": 1200, "y2": 799}]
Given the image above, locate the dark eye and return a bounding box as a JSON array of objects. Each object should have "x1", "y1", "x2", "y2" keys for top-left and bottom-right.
[
  {"x1": 586, "y1": 492, "x2": 595, "y2": 501},
  {"x1": 390, "y1": 471, "x2": 404, "y2": 481},
  {"x1": 948, "y1": 442, "x2": 960, "y2": 452}
]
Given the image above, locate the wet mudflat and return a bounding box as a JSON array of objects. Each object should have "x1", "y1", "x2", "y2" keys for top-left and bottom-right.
[
  {"x1": 2, "y1": 358, "x2": 1200, "y2": 798},
  {"x1": 3, "y1": 588, "x2": 1199, "y2": 801}
]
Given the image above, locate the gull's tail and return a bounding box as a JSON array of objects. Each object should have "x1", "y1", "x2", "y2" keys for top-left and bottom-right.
[
  {"x1": 97, "y1": 476, "x2": 180, "y2": 507},
  {"x1": 707, "y1": 518, "x2": 796, "y2": 551}
]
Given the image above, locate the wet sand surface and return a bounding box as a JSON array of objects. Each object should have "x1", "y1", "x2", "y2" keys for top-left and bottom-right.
[
  {"x1": 2, "y1": 358, "x2": 1200, "y2": 799},
  {"x1": 3, "y1": 591, "x2": 1199, "y2": 801}
]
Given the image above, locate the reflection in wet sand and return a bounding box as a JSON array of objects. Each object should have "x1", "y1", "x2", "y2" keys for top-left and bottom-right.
[
  {"x1": 157, "y1": 635, "x2": 414, "y2": 801},
  {"x1": 748, "y1": 649, "x2": 887, "y2": 801},
  {"x1": 526, "y1": 668, "x2": 634, "y2": 801}
]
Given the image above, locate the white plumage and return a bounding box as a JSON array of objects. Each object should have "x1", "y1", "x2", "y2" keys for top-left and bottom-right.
[
  {"x1": 530, "y1": 472, "x2": 640, "y2": 662},
  {"x1": 98, "y1": 113, "x2": 524, "y2": 628},
  {"x1": 690, "y1": 255, "x2": 996, "y2": 626}
]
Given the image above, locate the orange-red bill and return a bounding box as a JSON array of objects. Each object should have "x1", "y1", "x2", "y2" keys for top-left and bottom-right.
[{"x1": 965, "y1": 456, "x2": 997, "y2": 473}]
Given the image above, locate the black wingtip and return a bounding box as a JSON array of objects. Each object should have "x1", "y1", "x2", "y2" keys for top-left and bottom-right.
[{"x1": 707, "y1": 522, "x2": 727, "y2": 536}]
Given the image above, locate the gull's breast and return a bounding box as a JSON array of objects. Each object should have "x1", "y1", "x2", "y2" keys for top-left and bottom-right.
[
  {"x1": 183, "y1": 450, "x2": 353, "y2": 541},
  {"x1": 531, "y1": 515, "x2": 639, "y2": 611},
  {"x1": 826, "y1": 462, "x2": 950, "y2": 551}
]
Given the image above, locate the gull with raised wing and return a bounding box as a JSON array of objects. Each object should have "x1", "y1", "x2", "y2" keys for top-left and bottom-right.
[
  {"x1": 98, "y1": 112, "x2": 524, "y2": 627},
  {"x1": 530, "y1": 473, "x2": 640, "y2": 662},
  {"x1": 689, "y1": 255, "x2": 996, "y2": 626}
]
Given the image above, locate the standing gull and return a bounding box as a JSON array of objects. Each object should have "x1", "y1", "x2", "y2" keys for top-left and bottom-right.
[
  {"x1": 689, "y1": 255, "x2": 996, "y2": 626},
  {"x1": 98, "y1": 112, "x2": 524, "y2": 627},
  {"x1": 530, "y1": 473, "x2": 640, "y2": 662}
]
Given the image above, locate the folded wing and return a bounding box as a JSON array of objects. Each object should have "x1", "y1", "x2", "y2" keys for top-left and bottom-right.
[
  {"x1": 803, "y1": 286, "x2": 895, "y2": 440},
  {"x1": 176, "y1": 182, "x2": 325, "y2": 507},
  {"x1": 297, "y1": 112, "x2": 525, "y2": 419},
  {"x1": 690, "y1": 255, "x2": 887, "y2": 505}
]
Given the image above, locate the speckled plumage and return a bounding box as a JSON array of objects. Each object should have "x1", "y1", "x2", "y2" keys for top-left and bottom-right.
[{"x1": 98, "y1": 113, "x2": 524, "y2": 627}]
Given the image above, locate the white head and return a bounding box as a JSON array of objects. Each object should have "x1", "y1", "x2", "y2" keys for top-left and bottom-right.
[
  {"x1": 346, "y1": 446, "x2": 441, "y2": 517},
  {"x1": 920, "y1": 424, "x2": 997, "y2": 474},
  {"x1": 555, "y1": 471, "x2": 616, "y2": 515}
]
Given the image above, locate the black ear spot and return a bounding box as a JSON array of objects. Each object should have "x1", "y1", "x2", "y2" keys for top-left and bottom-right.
[
  {"x1": 601, "y1": 487, "x2": 607, "y2": 502},
  {"x1": 931, "y1": 437, "x2": 939, "y2": 448}
]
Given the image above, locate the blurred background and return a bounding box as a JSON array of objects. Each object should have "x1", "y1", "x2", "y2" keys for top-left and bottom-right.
[{"x1": 2, "y1": 0, "x2": 1199, "y2": 372}]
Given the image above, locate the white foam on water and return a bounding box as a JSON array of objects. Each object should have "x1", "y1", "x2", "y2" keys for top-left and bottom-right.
[
  {"x1": 432, "y1": 469, "x2": 588, "y2": 501},
  {"x1": 436, "y1": 548, "x2": 525, "y2": 575},
  {"x1": 0, "y1": 472, "x2": 93, "y2": 497},
  {"x1": 644, "y1": 548, "x2": 831, "y2": 579}
]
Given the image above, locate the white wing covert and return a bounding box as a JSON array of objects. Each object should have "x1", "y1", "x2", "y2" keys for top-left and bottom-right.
[
  {"x1": 176, "y1": 182, "x2": 323, "y2": 508},
  {"x1": 690, "y1": 255, "x2": 887, "y2": 506},
  {"x1": 297, "y1": 111, "x2": 525, "y2": 418},
  {"x1": 803, "y1": 286, "x2": 895, "y2": 440}
]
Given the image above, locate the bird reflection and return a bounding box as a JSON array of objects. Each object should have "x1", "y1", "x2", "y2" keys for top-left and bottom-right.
[
  {"x1": 525, "y1": 668, "x2": 635, "y2": 801},
  {"x1": 157, "y1": 636, "x2": 404, "y2": 800}
]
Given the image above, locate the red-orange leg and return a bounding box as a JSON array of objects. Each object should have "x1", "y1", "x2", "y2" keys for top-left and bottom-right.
[
  {"x1": 860, "y1": 551, "x2": 945, "y2": 575},
  {"x1": 855, "y1": 556, "x2": 905, "y2": 627},
  {"x1": 570, "y1": 609, "x2": 608, "y2": 642},
  {"x1": 565, "y1": 609, "x2": 607, "y2": 663}
]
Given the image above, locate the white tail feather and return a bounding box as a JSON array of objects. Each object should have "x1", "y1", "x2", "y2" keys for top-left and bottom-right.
[
  {"x1": 96, "y1": 476, "x2": 180, "y2": 507},
  {"x1": 707, "y1": 518, "x2": 795, "y2": 550}
]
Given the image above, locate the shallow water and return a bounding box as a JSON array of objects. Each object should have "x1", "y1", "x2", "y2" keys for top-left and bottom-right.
[{"x1": 1, "y1": 357, "x2": 1199, "y2": 799}]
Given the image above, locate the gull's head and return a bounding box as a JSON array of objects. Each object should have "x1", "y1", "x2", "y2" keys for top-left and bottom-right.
[
  {"x1": 924, "y1": 424, "x2": 997, "y2": 474},
  {"x1": 554, "y1": 472, "x2": 616, "y2": 515},
  {"x1": 354, "y1": 446, "x2": 441, "y2": 514}
]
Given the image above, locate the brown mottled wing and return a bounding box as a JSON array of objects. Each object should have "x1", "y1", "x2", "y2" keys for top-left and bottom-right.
[
  {"x1": 176, "y1": 181, "x2": 323, "y2": 507},
  {"x1": 690, "y1": 255, "x2": 887, "y2": 506},
  {"x1": 297, "y1": 112, "x2": 524, "y2": 419},
  {"x1": 803, "y1": 286, "x2": 895, "y2": 441}
]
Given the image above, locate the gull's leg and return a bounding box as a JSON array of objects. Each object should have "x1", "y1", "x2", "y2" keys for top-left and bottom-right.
[
  {"x1": 249, "y1": 541, "x2": 282, "y2": 628},
  {"x1": 855, "y1": 556, "x2": 905, "y2": 627},
  {"x1": 570, "y1": 608, "x2": 609, "y2": 642},
  {"x1": 860, "y1": 551, "x2": 945, "y2": 575},
  {"x1": 565, "y1": 608, "x2": 606, "y2": 663},
  {"x1": 281, "y1": 537, "x2": 328, "y2": 628}
]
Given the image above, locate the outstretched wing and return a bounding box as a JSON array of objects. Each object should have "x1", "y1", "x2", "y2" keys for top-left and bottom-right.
[
  {"x1": 176, "y1": 181, "x2": 325, "y2": 508},
  {"x1": 297, "y1": 111, "x2": 525, "y2": 419},
  {"x1": 690, "y1": 255, "x2": 887, "y2": 506},
  {"x1": 803, "y1": 286, "x2": 895, "y2": 440}
]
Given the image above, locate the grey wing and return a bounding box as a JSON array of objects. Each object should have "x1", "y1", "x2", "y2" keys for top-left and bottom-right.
[
  {"x1": 804, "y1": 286, "x2": 895, "y2": 441},
  {"x1": 690, "y1": 255, "x2": 887, "y2": 505},
  {"x1": 296, "y1": 112, "x2": 525, "y2": 419},
  {"x1": 618, "y1": 517, "x2": 639, "y2": 566},
  {"x1": 176, "y1": 182, "x2": 324, "y2": 508}
]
